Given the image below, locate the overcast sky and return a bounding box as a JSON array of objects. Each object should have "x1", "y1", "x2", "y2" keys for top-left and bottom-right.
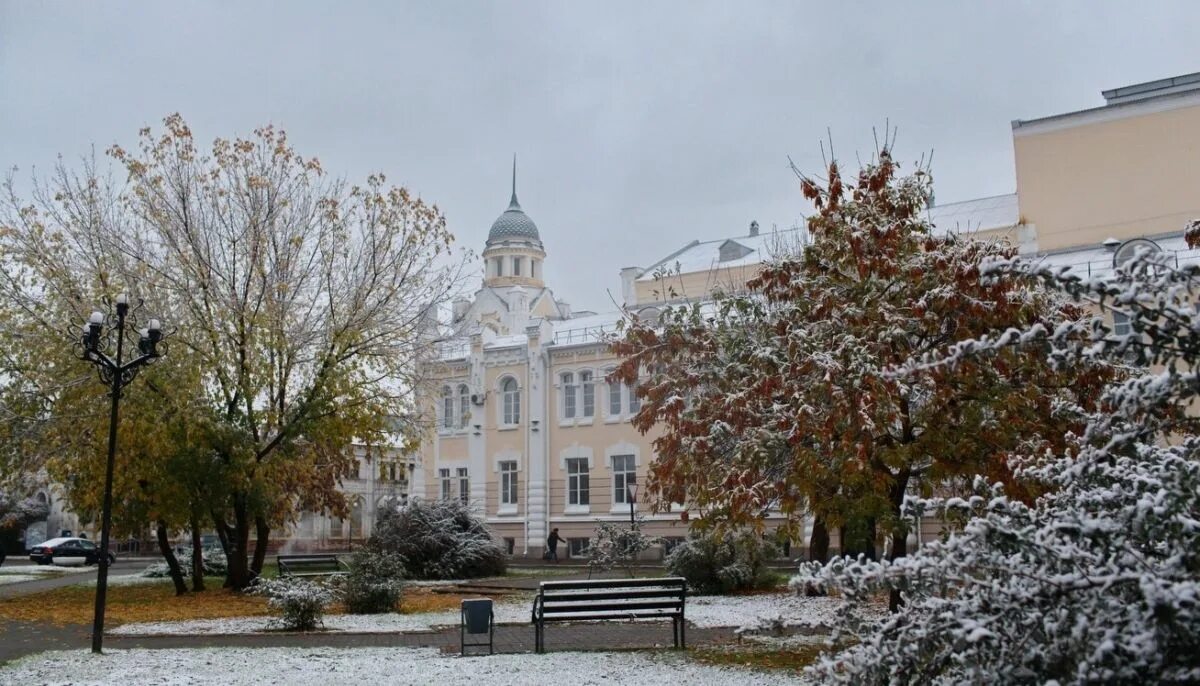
[{"x1": 3, "y1": 2, "x2": 1198, "y2": 312}]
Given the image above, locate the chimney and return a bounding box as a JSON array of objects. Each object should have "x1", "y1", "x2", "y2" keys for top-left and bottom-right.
[
  {"x1": 749, "y1": 220, "x2": 760, "y2": 237},
  {"x1": 556, "y1": 299, "x2": 571, "y2": 319},
  {"x1": 620, "y1": 266, "x2": 644, "y2": 307}
]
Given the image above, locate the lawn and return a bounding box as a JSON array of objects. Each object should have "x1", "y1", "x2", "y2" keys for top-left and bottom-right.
[{"x1": 0, "y1": 578, "x2": 472, "y2": 626}]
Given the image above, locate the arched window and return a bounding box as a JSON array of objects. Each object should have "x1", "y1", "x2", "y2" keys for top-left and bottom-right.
[
  {"x1": 441, "y1": 386, "x2": 454, "y2": 429},
  {"x1": 607, "y1": 368, "x2": 621, "y2": 416},
  {"x1": 561, "y1": 372, "x2": 576, "y2": 419},
  {"x1": 580, "y1": 370, "x2": 595, "y2": 418},
  {"x1": 500, "y1": 377, "x2": 520, "y2": 426},
  {"x1": 457, "y1": 384, "x2": 470, "y2": 429}
]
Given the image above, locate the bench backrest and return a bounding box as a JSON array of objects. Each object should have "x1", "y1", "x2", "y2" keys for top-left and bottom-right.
[
  {"x1": 277, "y1": 554, "x2": 345, "y2": 576},
  {"x1": 535, "y1": 577, "x2": 687, "y2": 620}
]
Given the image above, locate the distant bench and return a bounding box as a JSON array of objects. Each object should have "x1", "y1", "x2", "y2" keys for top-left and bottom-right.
[
  {"x1": 277, "y1": 554, "x2": 347, "y2": 578},
  {"x1": 531, "y1": 577, "x2": 688, "y2": 653}
]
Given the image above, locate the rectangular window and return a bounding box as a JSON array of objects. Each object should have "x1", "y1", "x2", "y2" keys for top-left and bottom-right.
[
  {"x1": 457, "y1": 467, "x2": 469, "y2": 503},
  {"x1": 504, "y1": 537, "x2": 515, "y2": 555},
  {"x1": 459, "y1": 388, "x2": 470, "y2": 429},
  {"x1": 496, "y1": 258, "x2": 503, "y2": 277},
  {"x1": 612, "y1": 454, "x2": 636, "y2": 504},
  {"x1": 608, "y1": 377, "x2": 622, "y2": 416},
  {"x1": 628, "y1": 381, "x2": 640, "y2": 413},
  {"x1": 439, "y1": 468, "x2": 451, "y2": 501},
  {"x1": 1113, "y1": 311, "x2": 1131, "y2": 336},
  {"x1": 567, "y1": 458, "x2": 590, "y2": 506},
  {"x1": 513, "y1": 257, "x2": 523, "y2": 276},
  {"x1": 567, "y1": 538, "x2": 589, "y2": 558},
  {"x1": 442, "y1": 390, "x2": 455, "y2": 429},
  {"x1": 500, "y1": 460, "x2": 518, "y2": 506},
  {"x1": 562, "y1": 373, "x2": 576, "y2": 419},
  {"x1": 662, "y1": 537, "x2": 686, "y2": 556},
  {"x1": 580, "y1": 371, "x2": 594, "y2": 418}
]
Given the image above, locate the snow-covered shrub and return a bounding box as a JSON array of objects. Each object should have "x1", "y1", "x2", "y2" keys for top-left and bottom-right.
[
  {"x1": 141, "y1": 548, "x2": 228, "y2": 578},
  {"x1": 0, "y1": 492, "x2": 49, "y2": 531},
  {"x1": 338, "y1": 547, "x2": 405, "y2": 614},
  {"x1": 252, "y1": 576, "x2": 337, "y2": 631},
  {"x1": 795, "y1": 247, "x2": 1200, "y2": 684},
  {"x1": 666, "y1": 529, "x2": 778, "y2": 594},
  {"x1": 587, "y1": 518, "x2": 657, "y2": 576},
  {"x1": 370, "y1": 498, "x2": 505, "y2": 580}
]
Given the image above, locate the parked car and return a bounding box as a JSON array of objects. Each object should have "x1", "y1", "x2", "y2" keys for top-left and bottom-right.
[{"x1": 27, "y1": 537, "x2": 115, "y2": 566}]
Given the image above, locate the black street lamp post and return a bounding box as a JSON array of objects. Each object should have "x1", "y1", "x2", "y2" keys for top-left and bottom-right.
[
  {"x1": 627, "y1": 481, "x2": 639, "y2": 527},
  {"x1": 78, "y1": 294, "x2": 163, "y2": 654}
]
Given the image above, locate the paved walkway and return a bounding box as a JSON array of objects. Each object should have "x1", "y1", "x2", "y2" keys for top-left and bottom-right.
[
  {"x1": 0, "y1": 561, "x2": 144, "y2": 599},
  {"x1": 1, "y1": 618, "x2": 734, "y2": 664}
]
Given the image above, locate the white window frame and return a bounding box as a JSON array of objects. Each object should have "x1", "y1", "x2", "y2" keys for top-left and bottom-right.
[
  {"x1": 580, "y1": 370, "x2": 595, "y2": 419},
  {"x1": 606, "y1": 368, "x2": 622, "y2": 422},
  {"x1": 457, "y1": 384, "x2": 471, "y2": 429},
  {"x1": 439, "y1": 468, "x2": 452, "y2": 501},
  {"x1": 611, "y1": 454, "x2": 636, "y2": 506},
  {"x1": 605, "y1": 442, "x2": 640, "y2": 513},
  {"x1": 441, "y1": 386, "x2": 454, "y2": 431},
  {"x1": 512, "y1": 256, "x2": 523, "y2": 276},
  {"x1": 566, "y1": 457, "x2": 590, "y2": 510},
  {"x1": 499, "y1": 376, "x2": 520, "y2": 428},
  {"x1": 457, "y1": 467, "x2": 469, "y2": 504},
  {"x1": 499, "y1": 460, "x2": 518, "y2": 510},
  {"x1": 561, "y1": 372, "x2": 576, "y2": 421}
]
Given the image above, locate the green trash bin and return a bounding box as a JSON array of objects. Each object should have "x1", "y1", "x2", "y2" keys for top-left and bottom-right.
[{"x1": 461, "y1": 598, "x2": 494, "y2": 655}]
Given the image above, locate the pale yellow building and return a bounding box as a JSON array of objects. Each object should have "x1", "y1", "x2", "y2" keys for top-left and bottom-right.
[{"x1": 410, "y1": 71, "x2": 1200, "y2": 561}]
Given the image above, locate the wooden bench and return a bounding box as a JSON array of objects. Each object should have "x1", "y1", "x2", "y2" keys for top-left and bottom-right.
[
  {"x1": 530, "y1": 577, "x2": 687, "y2": 653},
  {"x1": 277, "y1": 554, "x2": 346, "y2": 578}
]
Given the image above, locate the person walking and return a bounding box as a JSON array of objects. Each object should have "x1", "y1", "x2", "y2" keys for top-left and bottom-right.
[{"x1": 546, "y1": 528, "x2": 566, "y2": 563}]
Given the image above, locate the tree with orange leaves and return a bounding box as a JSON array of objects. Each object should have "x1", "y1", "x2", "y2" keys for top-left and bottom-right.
[{"x1": 611, "y1": 144, "x2": 1114, "y2": 609}]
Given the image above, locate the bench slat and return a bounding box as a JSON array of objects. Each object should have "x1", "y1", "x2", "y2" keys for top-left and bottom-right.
[
  {"x1": 541, "y1": 600, "x2": 683, "y2": 614},
  {"x1": 538, "y1": 577, "x2": 686, "y2": 591},
  {"x1": 539, "y1": 611, "x2": 679, "y2": 623},
  {"x1": 540, "y1": 589, "x2": 684, "y2": 603}
]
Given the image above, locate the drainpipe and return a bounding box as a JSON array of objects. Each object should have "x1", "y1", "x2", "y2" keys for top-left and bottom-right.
[{"x1": 524, "y1": 349, "x2": 532, "y2": 556}]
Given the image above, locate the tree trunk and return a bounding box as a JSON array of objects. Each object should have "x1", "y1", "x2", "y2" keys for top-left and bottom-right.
[
  {"x1": 154, "y1": 521, "x2": 187, "y2": 596},
  {"x1": 251, "y1": 515, "x2": 270, "y2": 578},
  {"x1": 225, "y1": 494, "x2": 253, "y2": 590},
  {"x1": 808, "y1": 516, "x2": 830, "y2": 564},
  {"x1": 211, "y1": 511, "x2": 232, "y2": 558},
  {"x1": 886, "y1": 475, "x2": 912, "y2": 613},
  {"x1": 190, "y1": 515, "x2": 205, "y2": 592}
]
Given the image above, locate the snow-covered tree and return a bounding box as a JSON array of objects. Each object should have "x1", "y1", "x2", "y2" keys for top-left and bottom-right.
[
  {"x1": 370, "y1": 498, "x2": 505, "y2": 580},
  {"x1": 586, "y1": 517, "x2": 657, "y2": 578},
  {"x1": 611, "y1": 144, "x2": 1112, "y2": 609},
  {"x1": 797, "y1": 242, "x2": 1200, "y2": 684}
]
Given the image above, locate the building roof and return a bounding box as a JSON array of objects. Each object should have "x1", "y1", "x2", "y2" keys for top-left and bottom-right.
[
  {"x1": 487, "y1": 158, "x2": 542, "y2": 246},
  {"x1": 925, "y1": 193, "x2": 1019, "y2": 236},
  {"x1": 1028, "y1": 233, "x2": 1200, "y2": 280},
  {"x1": 636, "y1": 227, "x2": 805, "y2": 282}
]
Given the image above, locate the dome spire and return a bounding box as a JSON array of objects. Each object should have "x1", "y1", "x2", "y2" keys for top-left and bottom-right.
[{"x1": 509, "y1": 154, "x2": 520, "y2": 209}]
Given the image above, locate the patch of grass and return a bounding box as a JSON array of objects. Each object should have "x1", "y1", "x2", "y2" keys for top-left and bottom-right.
[
  {"x1": 0, "y1": 578, "x2": 268, "y2": 626},
  {"x1": 689, "y1": 643, "x2": 826, "y2": 672},
  {"x1": 397, "y1": 589, "x2": 473, "y2": 614}
]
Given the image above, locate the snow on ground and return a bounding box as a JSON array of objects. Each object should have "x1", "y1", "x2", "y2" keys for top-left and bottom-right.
[
  {"x1": 0, "y1": 646, "x2": 808, "y2": 685},
  {"x1": 688, "y1": 593, "x2": 853, "y2": 630},
  {"x1": 112, "y1": 592, "x2": 855, "y2": 637},
  {"x1": 111, "y1": 599, "x2": 533, "y2": 636},
  {"x1": 0, "y1": 573, "x2": 40, "y2": 585}
]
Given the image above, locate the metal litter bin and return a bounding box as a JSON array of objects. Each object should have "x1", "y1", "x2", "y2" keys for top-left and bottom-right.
[{"x1": 460, "y1": 598, "x2": 494, "y2": 655}]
